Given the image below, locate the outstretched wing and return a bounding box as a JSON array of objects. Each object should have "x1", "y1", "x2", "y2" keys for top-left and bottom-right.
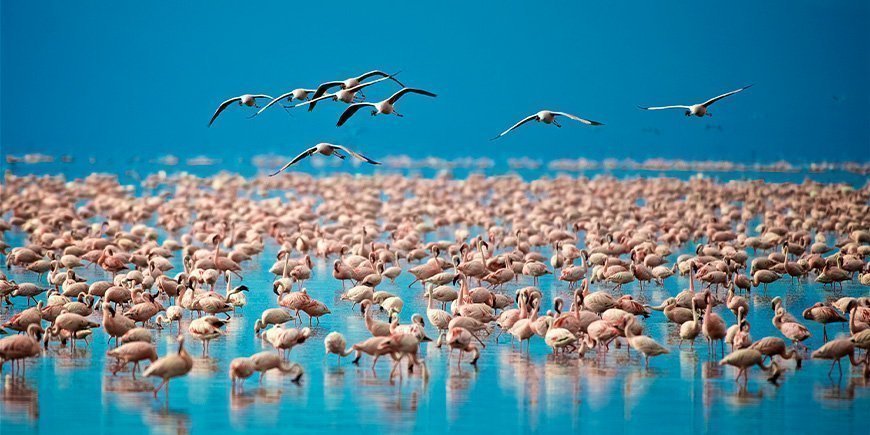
[
  {"x1": 387, "y1": 88, "x2": 437, "y2": 104},
  {"x1": 270, "y1": 147, "x2": 317, "y2": 176},
  {"x1": 491, "y1": 114, "x2": 537, "y2": 140},
  {"x1": 357, "y1": 70, "x2": 405, "y2": 87},
  {"x1": 637, "y1": 105, "x2": 692, "y2": 111},
  {"x1": 254, "y1": 92, "x2": 294, "y2": 117},
  {"x1": 333, "y1": 145, "x2": 381, "y2": 165},
  {"x1": 336, "y1": 103, "x2": 376, "y2": 127},
  {"x1": 701, "y1": 84, "x2": 753, "y2": 107},
  {"x1": 346, "y1": 75, "x2": 393, "y2": 93},
  {"x1": 551, "y1": 112, "x2": 604, "y2": 126},
  {"x1": 293, "y1": 92, "x2": 338, "y2": 110},
  {"x1": 208, "y1": 96, "x2": 242, "y2": 126},
  {"x1": 308, "y1": 81, "x2": 344, "y2": 111}
]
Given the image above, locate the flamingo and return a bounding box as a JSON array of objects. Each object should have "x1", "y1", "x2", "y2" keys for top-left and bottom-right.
[
  {"x1": 811, "y1": 338, "x2": 865, "y2": 378},
  {"x1": 624, "y1": 316, "x2": 669, "y2": 367},
  {"x1": 803, "y1": 302, "x2": 847, "y2": 342},
  {"x1": 638, "y1": 85, "x2": 753, "y2": 117},
  {"x1": 106, "y1": 342, "x2": 158, "y2": 379},
  {"x1": 492, "y1": 110, "x2": 603, "y2": 139},
  {"x1": 143, "y1": 335, "x2": 193, "y2": 398},
  {"x1": 324, "y1": 331, "x2": 353, "y2": 364},
  {"x1": 0, "y1": 324, "x2": 43, "y2": 375},
  {"x1": 250, "y1": 351, "x2": 304, "y2": 383},
  {"x1": 336, "y1": 88, "x2": 437, "y2": 126},
  {"x1": 719, "y1": 348, "x2": 780, "y2": 386},
  {"x1": 229, "y1": 357, "x2": 256, "y2": 392},
  {"x1": 208, "y1": 94, "x2": 273, "y2": 126},
  {"x1": 270, "y1": 143, "x2": 380, "y2": 175},
  {"x1": 307, "y1": 70, "x2": 405, "y2": 109}
]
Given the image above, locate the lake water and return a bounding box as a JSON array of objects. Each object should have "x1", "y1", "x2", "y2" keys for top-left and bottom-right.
[{"x1": 0, "y1": 163, "x2": 868, "y2": 435}]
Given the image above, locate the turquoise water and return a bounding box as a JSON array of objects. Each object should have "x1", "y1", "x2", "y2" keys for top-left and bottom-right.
[{"x1": 0, "y1": 167, "x2": 868, "y2": 435}]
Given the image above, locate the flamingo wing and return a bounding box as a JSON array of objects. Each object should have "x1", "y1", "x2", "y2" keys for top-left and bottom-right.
[
  {"x1": 386, "y1": 88, "x2": 437, "y2": 105},
  {"x1": 332, "y1": 145, "x2": 381, "y2": 165},
  {"x1": 253, "y1": 92, "x2": 296, "y2": 117},
  {"x1": 270, "y1": 147, "x2": 317, "y2": 176},
  {"x1": 307, "y1": 81, "x2": 344, "y2": 111},
  {"x1": 208, "y1": 96, "x2": 242, "y2": 127},
  {"x1": 637, "y1": 104, "x2": 692, "y2": 111},
  {"x1": 701, "y1": 85, "x2": 753, "y2": 107},
  {"x1": 491, "y1": 114, "x2": 537, "y2": 140},
  {"x1": 293, "y1": 92, "x2": 339, "y2": 110},
  {"x1": 336, "y1": 103, "x2": 376, "y2": 127},
  {"x1": 551, "y1": 111, "x2": 604, "y2": 126},
  {"x1": 347, "y1": 75, "x2": 393, "y2": 93},
  {"x1": 356, "y1": 70, "x2": 405, "y2": 87}
]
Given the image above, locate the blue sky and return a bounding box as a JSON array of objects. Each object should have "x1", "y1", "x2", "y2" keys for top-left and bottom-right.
[{"x1": 2, "y1": 1, "x2": 868, "y2": 163}]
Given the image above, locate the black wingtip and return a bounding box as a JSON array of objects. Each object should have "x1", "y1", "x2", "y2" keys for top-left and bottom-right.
[
  {"x1": 590, "y1": 121, "x2": 604, "y2": 126},
  {"x1": 389, "y1": 71, "x2": 405, "y2": 87},
  {"x1": 637, "y1": 105, "x2": 649, "y2": 110},
  {"x1": 490, "y1": 135, "x2": 501, "y2": 141}
]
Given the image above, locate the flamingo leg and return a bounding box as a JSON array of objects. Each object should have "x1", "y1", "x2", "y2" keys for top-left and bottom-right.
[{"x1": 153, "y1": 379, "x2": 167, "y2": 397}]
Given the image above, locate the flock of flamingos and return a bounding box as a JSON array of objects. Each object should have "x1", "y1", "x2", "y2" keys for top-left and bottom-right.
[
  {"x1": 0, "y1": 69, "x2": 868, "y2": 405},
  {"x1": 0, "y1": 170, "x2": 868, "y2": 401}
]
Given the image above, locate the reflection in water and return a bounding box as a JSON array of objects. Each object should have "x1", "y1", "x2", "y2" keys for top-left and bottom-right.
[
  {"x1": 144, "y1": 406, "x2": 191, "y2": 435},
  {"x1": 189, "y1": 357, "x2": 220, "y2": 377},
  {"x1": 583, "y1": 360, "x2": 618, "y2": 411},
  {"x1": 623, "y1": 369, "x2": 654, "y2": 420},
  {"x1": 445, "y1": 363, "x2": 477, "y2": 422},
  {"x1": 725, "y1": 384, "x2": 765, "y2": 405},
  {"x1": 1, "y1": 376, "x2": 39, "y2": 422},
  {"x1": 814, "y1": 377, "x2": 867, "y2": 403},
  {"x1": 103, "y1": 375, "x2": 155, "y2": 393},
  {"x1": 702, "y1": 361, "x2": 724, "y2": 380},
  {"x1": 50, "y1": 348, "x2": 94, "y2": 373},
  {"x1": 228, "y1": 387, "x2": 286, "y2": 429},
  {"x1": 323, "y1": 366, "x2": 347, "y2": 410}
]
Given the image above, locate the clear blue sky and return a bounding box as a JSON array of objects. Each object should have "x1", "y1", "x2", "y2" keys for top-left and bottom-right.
[{"x1": 2, "y1": 1, "x2": 868, "y2": 163}]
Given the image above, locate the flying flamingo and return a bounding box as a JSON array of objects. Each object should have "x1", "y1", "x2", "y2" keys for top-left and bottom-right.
[
  {"x1": 208, "y1": 94, "x2": 273, "y2": 126},
  {"x1": 638, "y1": 85, "x2": 753, "y2": 117},
  {"x1": 492, "y1": 110, "x2": 603, "y2": 139},
  {"x1": 307, "y1": 70, "x2": 405, "y2": 109},
  {"x1": 336, "y1": 88, "x2": 437, "y2": 126},
  {"x1": 269, "y1": 143, "x2": 380, "y2": 175}
]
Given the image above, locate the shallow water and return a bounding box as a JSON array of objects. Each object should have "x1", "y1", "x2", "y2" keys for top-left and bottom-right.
[
  {"x1": 1, "y1": 170, "x2": 868, "y2": 435},
  {"x1": 2, "y1": 240, "x2": 869, "y2": 434}
]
